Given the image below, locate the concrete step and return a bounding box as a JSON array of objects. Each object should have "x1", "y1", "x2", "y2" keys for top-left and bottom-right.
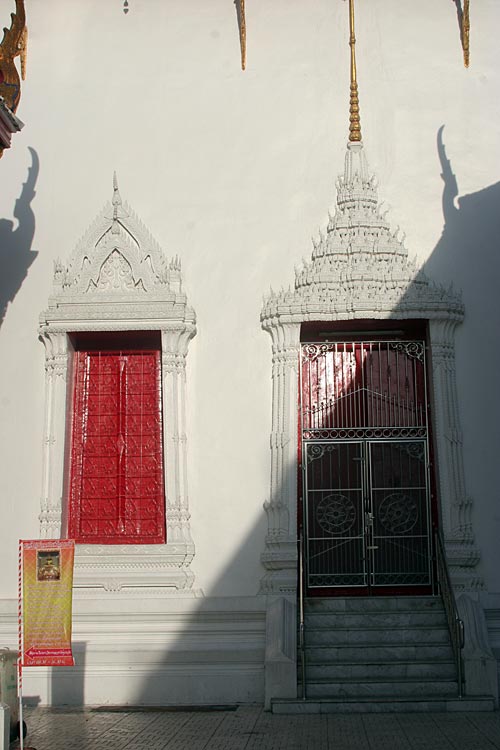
[
  {"x1": 304, "y1": 678, "x2": 458, "y2": 699},
  {"x1": 294, "y1": 595, "x2": 480, "y2": 712},
  {"x1": 304, "y1": 659, "x2": 457, "y2": 681},
  {"x1": 303, "y1": 643, "x2": 454, "y2": 662},
  {"x1": 304, "y1": 610, "x2": 446, "y2": 629},
  {"x1": 305, "y1": 625, "x2": 450, "y2": 647},
  {"x1": 304, "y1": 596, "x2": 442, "y2": 614},
  {"x1": 272, "y1": 696, "x2": 496, "y2": 715}
]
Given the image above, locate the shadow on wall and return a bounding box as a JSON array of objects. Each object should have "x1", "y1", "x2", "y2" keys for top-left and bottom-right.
[
  {"x1": 25, "y1": 643, "x2": 86, "y2": 708},
  {"x1": 451, "y1": 0, "x2": 466, "y2": 50},
  {"x1": 134, "y1": 514, "x2": 269, "y2": 706},
  {"x1": 428, "y1": 125, "x2": 500, "y2": 333},
  {"x1": 0, "y1": 146, "x2": 39, "y2": 327},
  {"x1": 425, "y1": 126, "x2": 500, "y2": 523},
  {"x1": 50, "y1": 641, "x2": 86, "y2": 707}
]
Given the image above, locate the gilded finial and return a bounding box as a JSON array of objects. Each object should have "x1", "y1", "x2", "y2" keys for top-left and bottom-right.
[
  {"x1": 462, "y1": 0, "x2": 470, "y2": 68},
  {"x1": 348, "y1": 0, "x2": 362, "y2": 142},
  {"x1": 237, "y1": 0, "x2": 246, "y2": 71}
]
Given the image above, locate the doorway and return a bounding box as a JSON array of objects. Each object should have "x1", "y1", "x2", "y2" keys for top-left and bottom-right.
[{"x1": 300, "y1": 336, "x2": 435, "y2": 595}]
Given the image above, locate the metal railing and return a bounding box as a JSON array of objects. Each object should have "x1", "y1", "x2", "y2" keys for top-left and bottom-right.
[
  {"x1": 298, "y1": 529, "x2": 306, "y2": 700},
  {"x1": 434, "y1": 529, "x2": 465, "y2": 698}
]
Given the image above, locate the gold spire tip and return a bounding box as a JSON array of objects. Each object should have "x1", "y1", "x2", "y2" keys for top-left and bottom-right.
[
  {"x1": 348, "y1": 0, "x2": 362, "y2": 142},
  {"x1": 462, "y1": 0, "x2": 470, "y2": 68}
]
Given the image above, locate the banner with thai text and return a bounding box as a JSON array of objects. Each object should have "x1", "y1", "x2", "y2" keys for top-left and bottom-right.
[{"x1": 20, "y1": 539, "x2": 75, "y2": 667}]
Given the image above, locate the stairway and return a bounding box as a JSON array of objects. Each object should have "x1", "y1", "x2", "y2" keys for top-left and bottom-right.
[{"x1": 272, "y1": 596, "x2": 495, "y2": 714}]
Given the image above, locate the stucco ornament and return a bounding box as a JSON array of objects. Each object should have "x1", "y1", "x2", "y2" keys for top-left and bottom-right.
[{"x1": 39, "y1": 176, "x2": 198, "y2": 596}]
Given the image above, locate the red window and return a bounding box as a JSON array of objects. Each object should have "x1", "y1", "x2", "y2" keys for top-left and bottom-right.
[{"x1": 68, "y1": 339, "x2": 166, "y2": 544}]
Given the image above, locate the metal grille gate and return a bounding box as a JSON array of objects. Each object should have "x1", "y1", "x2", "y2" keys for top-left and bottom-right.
[{"x1": 300, "y1": 341, "x2": 433, "y2": 593}]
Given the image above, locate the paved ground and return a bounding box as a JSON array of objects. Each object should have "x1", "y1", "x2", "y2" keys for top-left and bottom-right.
[{"x1": 10, "y1": 706, "x2": 500, "y2": 750}]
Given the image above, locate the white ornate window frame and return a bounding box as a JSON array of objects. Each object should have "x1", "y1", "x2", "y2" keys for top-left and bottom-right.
[{"x1": 38, "y1": 178, "x2": 196, "y2": 595}]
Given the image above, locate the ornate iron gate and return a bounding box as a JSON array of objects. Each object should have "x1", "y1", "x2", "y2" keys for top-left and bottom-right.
[{"x1": 300, "y1": 341, "x2": 433, "y2": 593}]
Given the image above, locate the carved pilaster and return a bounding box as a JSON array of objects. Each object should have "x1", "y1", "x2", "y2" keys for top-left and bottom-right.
[
  {"x1": 161, "y1": 325, "x2": 196, "y2": 554},
  {"x1": 260, "y1": 321, "x2": 300, "y2": 594},
  {"x1": 428, "y1": 318, "x2": 482, "y2": 591},
  {"x1": 39, "y1": 330, "x2": 68, "y2": 538}
]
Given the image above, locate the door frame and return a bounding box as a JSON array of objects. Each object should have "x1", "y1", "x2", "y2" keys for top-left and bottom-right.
[{"x1": 298, "y1": 326, "x2": 437, "y2": 598}]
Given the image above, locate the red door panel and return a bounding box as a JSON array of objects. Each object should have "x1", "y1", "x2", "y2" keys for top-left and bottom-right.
[{"x1": 68, "y1": 349, "x2": 166, "y2": 544}]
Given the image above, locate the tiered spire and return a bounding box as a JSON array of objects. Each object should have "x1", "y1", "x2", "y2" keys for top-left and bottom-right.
[{"x1": 261, "y1": 0, "x2": 463, "y2": 324}]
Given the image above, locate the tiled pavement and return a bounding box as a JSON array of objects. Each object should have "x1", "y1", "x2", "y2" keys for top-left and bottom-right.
[{"x1": 10, "y1": 706, "x2": 500, "y2": 750}]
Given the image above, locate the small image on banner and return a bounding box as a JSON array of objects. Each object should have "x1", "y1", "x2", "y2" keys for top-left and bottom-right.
[{"x1": 21, "y1": 539, "x2": 75, "y2": 667}]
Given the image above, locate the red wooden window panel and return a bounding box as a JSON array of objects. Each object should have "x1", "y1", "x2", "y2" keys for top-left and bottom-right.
[{"x1": 68, "y1": 348, "x2": 166, "y2": 544}]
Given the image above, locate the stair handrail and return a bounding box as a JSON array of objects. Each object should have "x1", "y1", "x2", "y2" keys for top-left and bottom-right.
[
  {"x1": 434, "y1": 528, "x2": 465, "y2": 698},
  {"x1": 298, "y1": 529, "x2": 306, "y2": 700}
]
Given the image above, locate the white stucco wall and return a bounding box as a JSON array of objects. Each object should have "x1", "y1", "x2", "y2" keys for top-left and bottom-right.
[{"x1": 0, "y1": 0, "x2": 499, "y2": 609}]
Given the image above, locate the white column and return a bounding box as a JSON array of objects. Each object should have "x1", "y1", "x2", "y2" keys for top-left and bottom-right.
[
  {"x1": 161, "y1": 325, "x2": 195, "y2": 556},
  {"x1": 261, "y1": 321, "x2": 301, "y2": 703},
  {"x1": 39, "y1": 331, "x2": 68, "y2": 539},
  {"x1": 428, "y1": 318, "x2": 482, "y2": 590},
  {"x1": 261, "y1": 321, "x2": 301, "y2": 594}
]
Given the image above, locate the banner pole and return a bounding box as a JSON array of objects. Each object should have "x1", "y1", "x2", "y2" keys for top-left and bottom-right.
[
  {"x1": 18, "y1": 676, "x2": 23, "y2": 750},
  {"x1": 18, "y1": 541, "x2": 24, "y2": 750}
]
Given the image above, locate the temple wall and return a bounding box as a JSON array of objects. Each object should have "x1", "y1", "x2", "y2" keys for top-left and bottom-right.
[{"x1": 0, "y1": 0, "x2": 499, "y2": 705}]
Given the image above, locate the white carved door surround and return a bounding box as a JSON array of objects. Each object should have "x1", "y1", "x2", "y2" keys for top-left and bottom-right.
[
  {"x1": 39, "y1": 176, "x2": 197, "y2": 595},
  {"x1": 260, "y1": 142, "x2": 482, "y2": 598}
]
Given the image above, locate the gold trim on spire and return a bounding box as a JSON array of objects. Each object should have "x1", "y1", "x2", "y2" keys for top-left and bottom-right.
[
  {"x1": 348, "y1": 0, "x2": 362, "y2": 142},
  {"x1": 462, "y1": 0, "x2": 470, "y2": 68},
  {"x1": 239, "y1": 0, "x2": 246, "y2": 71}
]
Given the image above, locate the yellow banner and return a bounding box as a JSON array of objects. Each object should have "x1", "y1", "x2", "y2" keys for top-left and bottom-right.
[{"x1": 21, "y1": 540, "x2": 75, "y2": 667}]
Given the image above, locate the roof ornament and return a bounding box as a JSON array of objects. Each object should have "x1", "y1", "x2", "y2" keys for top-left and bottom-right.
[
  {"x1": 462, "y1": 0, "x2": 470, "y2": 68},
  {"x1": 236, "y1": 0, "x2": 247, "y2": 71},
  {"x1": 348, "y1": 0, "x2": 361, "y2": 143},
  {"x1": 0, "y1": 0, "x2": 27, "y2": 158},
  {"x1": 0, "y1": 0, "x2": 27, "y2": 113}
]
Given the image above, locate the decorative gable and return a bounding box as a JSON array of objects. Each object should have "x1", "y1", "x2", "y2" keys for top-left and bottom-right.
[
  {"x1": 43, "y1": 175, "x2": 189, "y2": 330},
  {"x1": 262, "y1": 143, "x2": 463, "y2": 330}
]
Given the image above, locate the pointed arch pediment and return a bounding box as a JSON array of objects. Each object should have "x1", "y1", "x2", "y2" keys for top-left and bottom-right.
[
  {"x1": 52, "y1": 202, "x2": 174, "y2": 297},
  {"x1": 262, "y1": 143, "x2": 463, "y2": 332},
  {"x1": 44, "y1": 179, "x2": 190, "y2": 326}
]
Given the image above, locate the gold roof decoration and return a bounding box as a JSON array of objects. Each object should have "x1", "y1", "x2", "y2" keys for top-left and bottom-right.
[
  {"x1": 0, "y1": 0, "x2": 27, "y2": 114},
  {"x1": 237, "y1": 0, "x2": 247, "y2": 71},
  {"x1": 348, "y1": 0, "x2": 361, "y2": 142},
  {"x1": 462, "y1": 0, "x2": 470, "y2": 68}
]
